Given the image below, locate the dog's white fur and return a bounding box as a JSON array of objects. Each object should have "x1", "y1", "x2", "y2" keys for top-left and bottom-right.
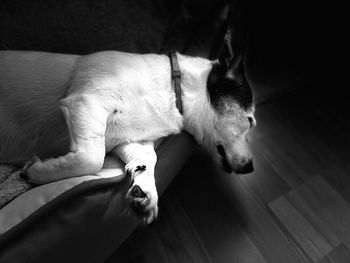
[{"x1": 0, "y1": 50, "x2": 253, "y2": 223}]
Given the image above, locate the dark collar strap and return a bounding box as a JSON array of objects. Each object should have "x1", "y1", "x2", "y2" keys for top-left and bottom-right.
[{"x1": 169, "y1": 50, "x2": 183, "y2": 114}]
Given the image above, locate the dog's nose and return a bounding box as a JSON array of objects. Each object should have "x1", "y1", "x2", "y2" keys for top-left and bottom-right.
[{"x1": 235, "y1": 160, "x2": 254, "y2": 174}]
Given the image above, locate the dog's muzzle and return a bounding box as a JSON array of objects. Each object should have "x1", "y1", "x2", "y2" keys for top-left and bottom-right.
[
  {"x1": 216, "y1": 144, "x2": 254, "y2": 174},
  {"x1": 235, "y1": 160, "x2": 254, "y2": 174}
]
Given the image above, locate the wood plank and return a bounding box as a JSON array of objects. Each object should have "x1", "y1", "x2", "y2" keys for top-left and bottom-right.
[
  {"x1": 211, "y1": 172, "x2": 309, "y2": 262},
  {"x1": 293, "y1": 177, "x2": 350, "y2": 249},
  {"x1": 138, "y1": 222, "x2": 173, "y2": 263},
  {"x1": 268, "y1": 130, "x2": 324, "y2": 175},
  {"x1": 265, "y1": 99, "x2": 340, "y2": 166},
  {"x1": 318, "y1": 244, "x2": 350, "y2": 263},
  {"x1": 294, "y1": 92, "x2": 350, "y2": 145},
  {"x1": 268, "y1": 96, "x2": 350, "y2": 167},
  {"x1": 307, "y1": 176, "x2": 350, "y2": 248},
  {"x1": 253, "y1": 136, "x2": 309, "y2": 188},
  {"x1": 158, "y1": 193, "x2": 214, "y2": 263},
  {"x1": 288, "y1": 95, "x2": 350, "y2": 164},
  {"x1": 321, "y1": 166, "x2": 350, "y2": 205},
  {"x1": 286, "y1": 189, "x2": 340, "y2": 248},
  {"x1": 269, "y1": 195, "x2": 332, "y2": 262},
  {"x1": 253, "y1": 102, "x2": 325, "y2": 175},
  {"x1": 240, "y1": 147, "x2": 291, "y2": 204},
  {"x1": 125, "y1": 191, "x2": 213, "y2": 263},
  {"x1": 173, "y1": 150, "x2": 268, "y2": 263}
]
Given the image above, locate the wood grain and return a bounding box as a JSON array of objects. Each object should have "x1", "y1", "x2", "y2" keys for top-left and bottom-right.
[
  {"x1": 318, "y1": 244, "x2": 350, "y2": 263},
  {"x1": 269, "y1": 195, "x2": 332, "y2": 262}
]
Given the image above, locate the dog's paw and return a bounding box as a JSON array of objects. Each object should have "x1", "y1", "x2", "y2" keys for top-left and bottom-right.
[
  {"x1": 20, "y1": 156, "x2": 48, "y2": 185},
  {"x1": 126, "y1": 172, "x2": 158, "y2": 224},
  {"x1": 127, "y1": 184, "x2": 158, "y2": 224}
]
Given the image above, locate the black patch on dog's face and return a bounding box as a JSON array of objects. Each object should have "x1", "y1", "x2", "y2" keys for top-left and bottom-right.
[{"x1": 207, "y1": 63, "x2": 253, "y2": 111}]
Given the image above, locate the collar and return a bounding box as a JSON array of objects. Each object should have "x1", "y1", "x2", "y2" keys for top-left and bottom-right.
[{"x1": 169, "y1": 50, "x2": 183, "y2": 114}]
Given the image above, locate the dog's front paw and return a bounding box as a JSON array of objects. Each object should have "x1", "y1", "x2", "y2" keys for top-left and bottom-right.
[
  {"x1": 126, "y1": 172, "x2": 158, "y2": 224},
  {"x1": 127, "y1": 184, "x2": 158, "y2": 224}
]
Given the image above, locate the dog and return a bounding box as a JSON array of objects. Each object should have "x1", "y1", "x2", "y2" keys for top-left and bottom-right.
[{"x1": 0, "y1": 30, "x2": 256, "y2": 224}]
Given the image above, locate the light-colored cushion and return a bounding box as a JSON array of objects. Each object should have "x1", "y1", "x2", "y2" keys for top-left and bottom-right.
[{"x1": 0, "y1": 154, "x2": 125, "y2": 235}]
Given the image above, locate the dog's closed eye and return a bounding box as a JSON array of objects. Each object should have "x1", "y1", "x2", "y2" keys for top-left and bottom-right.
[{"x1": 217, "y1": 144, "x2": 226, "y2": 158}]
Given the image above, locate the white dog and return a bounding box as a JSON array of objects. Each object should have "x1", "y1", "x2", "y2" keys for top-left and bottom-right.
[{"x1": 0, "y1": 33, "x2": 256, "y2": 223}]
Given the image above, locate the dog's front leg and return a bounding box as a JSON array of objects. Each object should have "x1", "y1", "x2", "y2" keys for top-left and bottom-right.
[
  {"x1": 23, "y1": 95, "x2": 108, "y2": 184},
  {"x1": 112, "y1": 141, "x2": 158, "y2": 224}
]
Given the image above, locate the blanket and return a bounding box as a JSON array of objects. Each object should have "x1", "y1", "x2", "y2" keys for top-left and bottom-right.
[{"x1": 0, "y1": 165, "x2": 33, "y2": 209}]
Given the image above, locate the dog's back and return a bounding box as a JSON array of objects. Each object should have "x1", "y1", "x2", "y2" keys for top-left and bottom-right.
[{"x1": 0, "y1": 51, "x2": 79, "y2": 163}]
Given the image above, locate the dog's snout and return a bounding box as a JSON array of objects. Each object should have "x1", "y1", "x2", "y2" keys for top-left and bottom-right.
[{"x1": 235, "y1": 160, "x2": 254, "y2": 174}]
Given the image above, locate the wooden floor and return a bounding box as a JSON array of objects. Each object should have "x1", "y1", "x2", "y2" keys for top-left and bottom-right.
[{"x1": 105, "y1": 87, "x2": 350, "y2": 263}]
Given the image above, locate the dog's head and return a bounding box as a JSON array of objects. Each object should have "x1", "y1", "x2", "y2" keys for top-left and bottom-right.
[{"x1": 204, "y1": 30, "x2": 256, "y2": 174}]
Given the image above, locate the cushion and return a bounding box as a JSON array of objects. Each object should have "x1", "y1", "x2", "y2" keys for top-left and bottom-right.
[{"x1": 0, "y1": 134, "x2": 196, "y2": 263}]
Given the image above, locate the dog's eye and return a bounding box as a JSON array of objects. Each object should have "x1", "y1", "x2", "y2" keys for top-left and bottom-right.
[
  {"x1": 217, "y1": 144, "x2": 226, "y2": 158},
  {"x1": 248, "y1": 117, "x2": 254, "y2": 128}
]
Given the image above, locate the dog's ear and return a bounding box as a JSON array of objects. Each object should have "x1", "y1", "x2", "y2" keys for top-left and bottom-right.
[
  {"x1": 218, "y1": 29, "x2": 234, "y2": 68},
  {"x1": 218, "y1": 29, "x2": 244, "y2": 82}
]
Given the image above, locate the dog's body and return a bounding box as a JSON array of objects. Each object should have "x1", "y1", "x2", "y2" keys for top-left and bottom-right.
[
  {"x1": 0, "y1": 51, "x2": 187, "y2": 162},
  {"x1": 0, "y1": 45, "x2": 255, "y2": 223}
]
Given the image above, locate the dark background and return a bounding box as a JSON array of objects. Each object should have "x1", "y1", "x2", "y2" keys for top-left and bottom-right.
[
  {"x1": 1, "y1": 0, "x2": 348, "y2": 104},
  {"x1": 245, "y1": 0, "x2": 349, "y2": 104}
]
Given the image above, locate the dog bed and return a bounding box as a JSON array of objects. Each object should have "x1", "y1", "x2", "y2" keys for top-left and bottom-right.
[
  {"x1": 0, "y1": 165, "x2": 32, "y2": 209},
  {"x1": 0, "y1": 134, "x2": 196, "y2": 262}
]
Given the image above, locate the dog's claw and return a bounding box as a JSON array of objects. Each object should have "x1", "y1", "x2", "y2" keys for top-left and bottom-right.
[
  {"x1": 135, "y1": 165, "x2": 146, "y2": 172},
  {"x1": 126, "y1": 169, "x2": 132, "y2": 178}
]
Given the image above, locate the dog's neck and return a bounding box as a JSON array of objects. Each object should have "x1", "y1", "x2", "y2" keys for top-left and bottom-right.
[{"x1": 176, "y1": 53, "x2": 217, "y2": 145}]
